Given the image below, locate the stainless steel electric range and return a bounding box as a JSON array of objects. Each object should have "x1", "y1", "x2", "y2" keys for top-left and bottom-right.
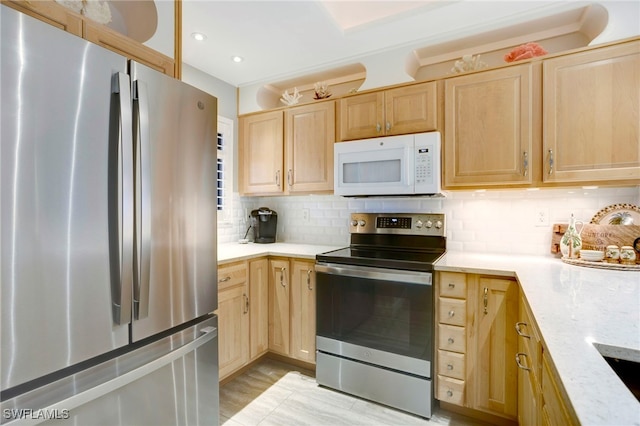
[{"x1": 315, "y1": 212, "x2": 446, "y2": 418}]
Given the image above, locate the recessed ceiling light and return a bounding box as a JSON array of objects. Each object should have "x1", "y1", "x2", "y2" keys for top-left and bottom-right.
[
  {"x1": 231, "y1": 56, "x2": 244, "y2": 63},
  {"x1": 191, "y1": 32, "x2": 206, "y2": 41}
]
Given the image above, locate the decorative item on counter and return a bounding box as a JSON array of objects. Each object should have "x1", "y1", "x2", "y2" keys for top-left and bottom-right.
[
  {"x1": 451, "y1": 54, "x2": 488, "y2": 74},
  {"x1": 579, "y1": 249, "x2": 604, "y2": 262},
  {"x1": 504, "y1": 42, "x2": 547, "y2": 63},
  {"x1": 56, "y1": 0, "x2": 112, "y2": 24},
  {"x1": 560, "y1": 214, "x2": 584, "y2": 259},
  {"x1": 280, "y1": 87, "x2": 302, "y2": 106},
  {"x1": 620, "y1": 246, "x2": 637, "y2": 264},
  {"x1": 313, "y1": 82, "x2": 332, "y2": 99},
  {"x1": 590, "y1": 203, "x2": 640, "y2": 225},
  {"x1": 605, "y1": 245, "x2": 620, "y2": 263}
]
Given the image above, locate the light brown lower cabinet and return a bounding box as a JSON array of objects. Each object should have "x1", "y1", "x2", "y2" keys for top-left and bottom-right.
[
  {"x1": 516, "y1": 295, "x2": 578, "y2": 426},
  {"x1": 268, "y1": 258, "x2": 317, "y2": 364},
  {"x1": 435, "y1": 272, "x2": 519, "y2": 422},
  {"x1": 217, "y1": 258, "x2": 269, "y2": 381},
  {"x1": 217, "y1": 261, "x2": 250, "y2": 380}
]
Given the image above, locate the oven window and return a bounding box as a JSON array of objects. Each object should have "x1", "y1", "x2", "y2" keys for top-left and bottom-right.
[{"x1": 316, "y1": 271, "x2": 432, "y2": 360}]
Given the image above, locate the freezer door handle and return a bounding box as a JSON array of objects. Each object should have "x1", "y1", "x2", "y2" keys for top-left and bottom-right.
[
  {"x1": 133, "y1": 79, "x2": 151, "y2": 320},
  {"x1": 112, "y1": 72, "x2": 134, "y2": 325}
]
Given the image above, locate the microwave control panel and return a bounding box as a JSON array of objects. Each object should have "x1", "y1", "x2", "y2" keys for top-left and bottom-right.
[{"x1": 414, "y1": 133, "x2": 441, "y2": 193}]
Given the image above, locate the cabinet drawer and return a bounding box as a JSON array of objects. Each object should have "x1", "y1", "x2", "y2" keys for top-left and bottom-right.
[
  {"x1": 438, "y1": 350, "x2": 465, "y2": 380},
  {"x1": 438, "y1": 324, "x2": 466, "y2": 353},
  {"x1": 437, "y1": 375, "x2": 465, "y2": 406},
  {"x1": 439, "y1": 272, "x2": 467, "y2": 298},
  {"x1": 217, "y1": 261, "x2": 248, "y2": 290},
  {"x1": 439, "y1": 297, "x2": 466, "y2": 326}
]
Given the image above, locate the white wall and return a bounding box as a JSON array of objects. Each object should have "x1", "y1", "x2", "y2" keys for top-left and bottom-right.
[{"x1": 219, "y1": 187, "x2": 640, "y2": 257}]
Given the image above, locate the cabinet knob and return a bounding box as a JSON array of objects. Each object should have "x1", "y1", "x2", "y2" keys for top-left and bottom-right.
[
  {"x1": 447, "y1": 390, "x2": 453, "y2": 397},
  {"x1": 376, "y1": 123, "x2": 382, "y2": 133},
  {"x1": 448, "y1": 310, "x2": 455, "y2": 317},
  {"x1": 385, "y1": 121, "x2": 391, "y2": 131},
  {"x1": 447, "y1": 364, "x2": 454, "y2": 370},
  {"x1": 448, "y1": 337, "x2": 455, "y2": 344}
]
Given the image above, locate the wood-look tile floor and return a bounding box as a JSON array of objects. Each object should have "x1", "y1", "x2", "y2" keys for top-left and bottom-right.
[{"x1": 219, "y1": 358, "x2": 491, "y2": 426}]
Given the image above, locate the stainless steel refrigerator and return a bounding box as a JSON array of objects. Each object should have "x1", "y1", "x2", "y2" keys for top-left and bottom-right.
[{"x1": 1, "y1": 5, "x2": 219, "y2": 425}]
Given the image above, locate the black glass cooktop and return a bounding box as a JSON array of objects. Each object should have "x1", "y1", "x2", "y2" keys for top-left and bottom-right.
[{"x1": 316, "y1": 246, "x2": 445, "y2": 272}]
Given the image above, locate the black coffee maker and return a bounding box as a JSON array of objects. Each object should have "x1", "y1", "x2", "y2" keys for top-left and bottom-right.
[{"x1": 251, "y1": 207, "x2": 278, "y2": 243}]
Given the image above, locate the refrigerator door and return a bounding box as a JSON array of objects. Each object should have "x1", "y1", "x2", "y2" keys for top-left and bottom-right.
[
  {"x1": 0, "y1": 7, "x2": 130, "y2": 391},
  {"x1": 1, "y1": 316, "x2": 219, "y2": 425},
  {"x1": 130, "y1": 61, "x2": 218, "y2": 341}
]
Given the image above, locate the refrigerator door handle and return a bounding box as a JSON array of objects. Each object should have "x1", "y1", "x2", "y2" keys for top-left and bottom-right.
[
  {"x1": 133, "y1": 79, "x2": 151, "y2": 320},
  {"x1": 112, "y1": 72, "x2": 134, "y2": 325}
]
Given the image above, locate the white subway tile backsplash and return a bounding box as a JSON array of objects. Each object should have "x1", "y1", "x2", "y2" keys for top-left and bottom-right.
[{"x1": 217, "y1": 187, "x2": 640, "y2": 256}]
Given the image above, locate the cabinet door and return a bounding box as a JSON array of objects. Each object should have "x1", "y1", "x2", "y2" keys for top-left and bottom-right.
[
  {"x1": 83, "y1": 21, "x2": 175, "y2": 77},
  {"x1": 249, "y1": 258, "x2": 269, "y2": 360},
  {"x1": 385, "y1": 81, "x2": 438, "y2": 135},
  {"x1": 3, "y1": 0, "x2": 83, "y2": 36},
  {"x1": 444, "y1": 64, "x2": 537, "y2": 188},
  {"x1": 268, "y1": 259, "x2": 290, "y2": 356},
  {"x1": 217, "y1": 284, "x2": 249, "y2": 380},
  {"x1": 543, "y1": 41, "x2": 640, "y2": 184},
  {"x1": 336, "y1": 92, "x2": 384, "y2": 141},
  {"x1": 239, "y1": 111, "x2": 284, "y2": 195},
  {"x1": 285, "y1": 102, "x2": 335, "y2": 193},
  {"x1": 290, "y1": 260, "x2": 316, "y2": 363},
  {"x1": 468, "y1": 277, "x2": 519, "y2": 419}
]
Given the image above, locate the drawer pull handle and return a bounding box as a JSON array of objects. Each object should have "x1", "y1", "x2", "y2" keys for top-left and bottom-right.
[
  {"x1": 448, "y1": 283, "x2": 455, "y2": 289},
  {"x1": 448, "y1": 337, "x2": 455, "y2": 344},
  {"x1": 447, "y1": 364, "x2": 454, "y2": 370},
  {"x1": 446, "y1": 390, "x2": 453, "y2": 397},
  {"x1": 448, "y1": 310, "x2": 455, "y2": 318},
  {"x1": 219, "y1": 276, "x2": 231, "y2": 283},
  {"x1": 515, "y1": 322, "x2": 531, "y2": 338},
  {"x1": 243, "y1": 293, "x2": 249, "y2": 314},
  {"x1": 515, "y1": 352, "x2": 531, "y2": 371}
]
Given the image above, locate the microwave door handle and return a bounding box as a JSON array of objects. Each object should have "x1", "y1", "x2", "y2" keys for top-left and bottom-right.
[{"x1": 132, "y1": 80, "x2": 151, "y2": 320}]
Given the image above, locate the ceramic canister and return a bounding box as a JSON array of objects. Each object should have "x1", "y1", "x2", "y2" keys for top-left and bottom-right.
[
  {"x1": 605, "y1": 245, "x2": 620, "y2": 263},
  {"x1": 620, "y1": 246, "x2": 637, "y2": 264}
]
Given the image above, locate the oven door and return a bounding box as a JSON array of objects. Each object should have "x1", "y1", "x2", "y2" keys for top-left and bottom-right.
[{"x1": 315, "y1": 263, "x2": 433, "y2": 370}]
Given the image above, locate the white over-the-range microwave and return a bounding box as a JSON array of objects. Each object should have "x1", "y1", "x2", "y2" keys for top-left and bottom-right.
[{"x1": 334, "y1": 131, "x2": 442, "y2": 197}]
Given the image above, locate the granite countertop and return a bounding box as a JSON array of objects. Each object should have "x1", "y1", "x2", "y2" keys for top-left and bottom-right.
[{"x1": 217, "y1": 243, "x2": 640, "y2": 425}]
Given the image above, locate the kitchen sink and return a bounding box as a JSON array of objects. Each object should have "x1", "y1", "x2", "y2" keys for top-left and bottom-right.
[{"x1": 594, "y1": 343, "x2": 640, "y2": 402}]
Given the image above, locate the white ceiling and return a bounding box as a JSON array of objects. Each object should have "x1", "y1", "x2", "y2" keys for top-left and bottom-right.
[{"x1": 181, "y1": 1, "x2": 593, "y2": 88}]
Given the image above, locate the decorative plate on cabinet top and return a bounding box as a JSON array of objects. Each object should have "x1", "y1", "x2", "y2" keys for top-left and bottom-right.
[{"x1": 590, "y1": 204, "x2": 640, "y2": 225}]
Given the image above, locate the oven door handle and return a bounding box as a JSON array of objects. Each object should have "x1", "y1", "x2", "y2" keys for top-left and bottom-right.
[{"x1": 315, "y1": 263, "x2": 432, "y2": 285}]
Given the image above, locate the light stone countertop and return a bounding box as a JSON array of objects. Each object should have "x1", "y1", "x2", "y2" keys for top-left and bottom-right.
[
  {"x1": 437, "y1": 251, "x2": 640, "y2": 426},
  {"x1": 218, "y1": 242, "x2": 343, "y2": 264},
  {"x1": 216, "y1": 243, "x2": 640, "y2": 425}
]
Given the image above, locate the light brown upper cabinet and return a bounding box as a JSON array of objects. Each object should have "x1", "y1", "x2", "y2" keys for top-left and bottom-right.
[
  {"x1": 239, "y1": 111, "x2": 284, "y2": 195},
  {"x1": 443, "y1": 64, "x2": 539, "y2": 188},
  {"x1": 543, "y1": 40, "x2": 640, "y2": 185},
  {"x1": 336, "y1": 81, "x2": 438, "y2": 141},
  {"x1": 240, "y1": 102, "x2": 335, "y2": 196},
  {"x1": 4, "y1": 0, "x2": 179, "y2": 77}
]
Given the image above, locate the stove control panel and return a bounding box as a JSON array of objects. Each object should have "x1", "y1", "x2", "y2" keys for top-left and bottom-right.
[{"x1": 349, "y1": 213, "x2": 445, "y2": 236}]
